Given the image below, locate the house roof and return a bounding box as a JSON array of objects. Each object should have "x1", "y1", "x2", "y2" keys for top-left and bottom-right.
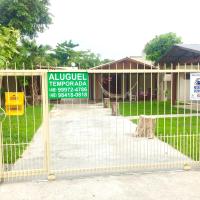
[
  {"x1": 177, "y1": 44, "x2": 200, "y2": 52},
  {"x1": 91, "y1": 57, "x2": 156, "y2": 70},
  {"x1": 158, "y1": 44, "x2": 200, "y2": 65},
  {"x1": 36, "y1": 66, "x2": 79, "y2": 70}
]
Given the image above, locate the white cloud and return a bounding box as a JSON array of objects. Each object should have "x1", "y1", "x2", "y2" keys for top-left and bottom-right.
[{"x1": 37, "y1": 0, "x2": 200, "y2": 59}]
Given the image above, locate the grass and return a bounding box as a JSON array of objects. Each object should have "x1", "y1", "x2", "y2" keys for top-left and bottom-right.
[
  {"x1": 127, "y1": 101, "x2": 200, "y2": 160},
  {"x1": 119, "y1": 101, "x2": 195, "y2": 116},
  {"x1": 2, "y1": 105, "x2": 43, "y2": 164},
  {"x1": 133, "y1": 116, "x2": 200, "y2": 161},
  {"x1": 156, "y1": 117, "x2": 200, "y2": 161}
]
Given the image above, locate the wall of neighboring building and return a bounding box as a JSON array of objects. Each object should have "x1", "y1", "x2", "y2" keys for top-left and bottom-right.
[
  {"x1": 159, "y1": 73, "x2": 191, "y2": 103},
  {"x1": 177, "y1": 73, "x2": 190, "y2": 102}
]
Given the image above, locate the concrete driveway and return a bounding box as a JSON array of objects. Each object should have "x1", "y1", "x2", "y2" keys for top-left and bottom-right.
[
  {"x1": 1, "y1": 171, "x2": 200, "y2": 200},
  {"x1": 13, "y1": 103, "x2": 191, "y2": 174},
  {"x1": 2, "y1": 103, "x2": 200, "y2": 200}
]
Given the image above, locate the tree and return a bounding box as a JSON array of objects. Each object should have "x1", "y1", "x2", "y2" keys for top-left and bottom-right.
[
  {"x1": 0, "y1": 0, "x2": 52, "y2": 38},
  {"x1": 11, "y1": 40, "x2": 55, "y2": 105},
  {"x1": 0, "y1": 24, "x2": 19, "y2": 67},
  {"x1": 53, "y1": 40, "x2": 109, "y2": 68},
  {"x1": 73, "y1": 50, "x2": 102, "y2": 69},
  {"x1": 54, "y1": 40, "x2": 79, "y2": 66},
  {"x1": 144, "y1": 32, "x2": 182, "y2": 62},
  {"x1": 0, "y1": 25, "x2": 19, "y2": 106},
  {"x1": 13, "y1": 39, "x2": 54, "y2": 68},
  {"x1": 0, "y1": 0, "x2": 52, "y2": 105}
]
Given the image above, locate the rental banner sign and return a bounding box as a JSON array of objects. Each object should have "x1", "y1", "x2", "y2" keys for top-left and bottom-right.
[
  {"x1": 48, "y1": 72, "x2": 89, "y2": 99},
  {"x1": 190, "y1": 73, "x2": 200, "y2": 100}
]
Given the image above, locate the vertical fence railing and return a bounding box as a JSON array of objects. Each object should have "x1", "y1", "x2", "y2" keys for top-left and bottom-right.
[
  {"x1": 85, "y1": 65, "x2": 200, "y2": 172},
  {"x1": 0, "y1": 70, "x2": 48, "y2": 181},
  {"x1": 0, "y1": 64, "x2": 200, "y2": 181}
]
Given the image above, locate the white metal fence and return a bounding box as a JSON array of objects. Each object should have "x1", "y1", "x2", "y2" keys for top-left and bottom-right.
[{"x1": 0, "y1": 65, "x2": 200, "y2": 182}]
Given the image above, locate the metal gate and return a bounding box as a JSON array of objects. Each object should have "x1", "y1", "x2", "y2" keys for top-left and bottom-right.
[
  {"x1": 0, "y1": 65, "x2": 200, "y2": 182},
  {"x1": 0, "y1": 70, "x2": 48, "y2": 181}
]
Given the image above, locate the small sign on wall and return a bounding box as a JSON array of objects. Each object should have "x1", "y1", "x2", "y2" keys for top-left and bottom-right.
[{"x1": 190, "y1": 73, "x2": 200, "y2": 100}]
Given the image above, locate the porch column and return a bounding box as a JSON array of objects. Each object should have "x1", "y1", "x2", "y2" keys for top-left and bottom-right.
[
  {"x1": 157, "y1": 73, "x2": 165, "y2": 101},
  {"x1": 121, "y1": 73, "x2": 127, "y2": 99},
  {"x1": 129, "y1": 73, "x2": 132, "y2": 101},
  {"x1": 172, "y1": 64, "x2": 177, "y2": 105},
  {"x1": 172, "y1": 73, "x2": 177, "y2": 105},
  {"x1": 94, "y1": 74, "x2": 102, "y2": 101}
]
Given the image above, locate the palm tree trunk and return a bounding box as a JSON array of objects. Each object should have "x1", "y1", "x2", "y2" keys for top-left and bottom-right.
[{"x1": 30, "y1": 76, "x2": 40, "y2": 105}]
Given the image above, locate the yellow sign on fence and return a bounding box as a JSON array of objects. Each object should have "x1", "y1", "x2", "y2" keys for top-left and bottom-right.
[{"x1": 5, "y1": 92, "x2": 24, "y2": 116}]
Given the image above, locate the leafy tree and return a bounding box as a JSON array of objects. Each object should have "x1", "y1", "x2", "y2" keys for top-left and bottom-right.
[
  {"x1": 144, "y1": 32, "x2": 182, "y2": 62},
  {"x1": 101, "y1": 58, "x2": 113, "y2": 64},
  {"x1": 0, "y1": 25, "x2": 19, "y2": 106},
  {"x1": 0, "y1": 24, "x2": 19, "y2": 67},
  {"x1": 72, "y1": 50, "x2": 102, "y2": 69},
  {"x1": 11, "y1": 40, "x2": 55, "y2": 104},
  {"x1": 13, "y1": 39, "x2": 54, "y2": 68},
  {"x1": 53, "y1": 40, "x2": 109, "y2": 68},
  {"x1": 54, "y1": 40, "x2": 79, "y2": 66},
  {"x1": 0, "y1": 0, "x2": 52, "y2": 38},
  {"x1": 0, "y1": 0, "x2": 52, "y2": 104}
]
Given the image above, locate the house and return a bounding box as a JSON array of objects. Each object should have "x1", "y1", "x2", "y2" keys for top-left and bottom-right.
[
  {"x1": 89, "y1": 57, "x2": 158, "y2": 101},
  {"x1": 158, "y1": 44, "x2": 200, "y2": 103},
  {"x1": 0, "y1": 58, "x2": 159, "y2": 105}
]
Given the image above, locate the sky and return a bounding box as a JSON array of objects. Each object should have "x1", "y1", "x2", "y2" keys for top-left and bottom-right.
[{"x1": 37, "y1": 0, "x2": 200, "y2": 60}]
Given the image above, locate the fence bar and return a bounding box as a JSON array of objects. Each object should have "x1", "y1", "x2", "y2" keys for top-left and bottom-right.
[{"x1": 0, "y1": 66, "x2": 199, "y2": 182}]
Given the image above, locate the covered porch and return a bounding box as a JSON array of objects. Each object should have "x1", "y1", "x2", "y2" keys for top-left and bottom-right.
[{"x1": 89, "y1": 57, "x2": 158, "y2": 101}]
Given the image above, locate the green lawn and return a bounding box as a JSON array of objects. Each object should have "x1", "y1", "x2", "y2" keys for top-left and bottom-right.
[
  {"x1": 119, "y1": 101, "x2": 196, "y2": 116},
  {"x1": 156, "y1": 117, "x2": 200, "y2": 161},
  {"x1": 2, "y1": 105, "x2": 43, "y2": 164},
  {"x1": 127, "y1": 101, "x2": 200, "y2": 161},
  {"x1": 132, "y1": 116, "x2": 200, "y2": 161}
]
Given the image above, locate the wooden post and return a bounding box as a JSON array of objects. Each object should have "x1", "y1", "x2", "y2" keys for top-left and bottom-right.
[
  {"x1": 172, "y1": 73, "x2": 177, "y2": 105},
  {"x1": 94, "y1": 74, "x2": 102, "y2": 101},
  {"x1": 136, "y1": 115, "x2": 156, "y2": 138},
  {"x1": 111, "y1": 102, "x2": 119, "y2": 116},
  {"x1": 103, "y1": 98, "x2": 110, "y2": 108},
  {"x1": 158, "y1": 74, "x2": 165, "y2": 101}
]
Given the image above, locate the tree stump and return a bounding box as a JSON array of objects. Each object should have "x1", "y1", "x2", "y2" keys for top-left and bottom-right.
[
  {"x1": 136, "y1": 115, "x2": 156, "y2": 138},
  {"x1": 103, "y1": 98, "x2": 110, "y2": 108},
  {"x1": 111, "y1": 102, "x2": 119, "y2": 116}
]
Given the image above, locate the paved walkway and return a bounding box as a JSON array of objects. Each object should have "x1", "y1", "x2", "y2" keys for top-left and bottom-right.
[
  {"x1": 2, "y1": 103, "x2": 200, "y2": 200},
  {"x1": 12, "y1": 103, "x2": 191, "y2": 173},
  {"x1": 1, "y1": 171, "x2": 200, "y2": 200}
]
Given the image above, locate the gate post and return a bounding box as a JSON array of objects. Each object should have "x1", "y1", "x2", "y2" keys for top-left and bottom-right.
[
  {"x1": 42, "y1": 71, "x2": 55, "y2": 181},
  {"x1": 0, "y1": 108, "x2": 5, "y2": 183}
]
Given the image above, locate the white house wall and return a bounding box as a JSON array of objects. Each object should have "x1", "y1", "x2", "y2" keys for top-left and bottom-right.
[{"x1": 177, "y1": 73, "x2": 190, "y2": 102}]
